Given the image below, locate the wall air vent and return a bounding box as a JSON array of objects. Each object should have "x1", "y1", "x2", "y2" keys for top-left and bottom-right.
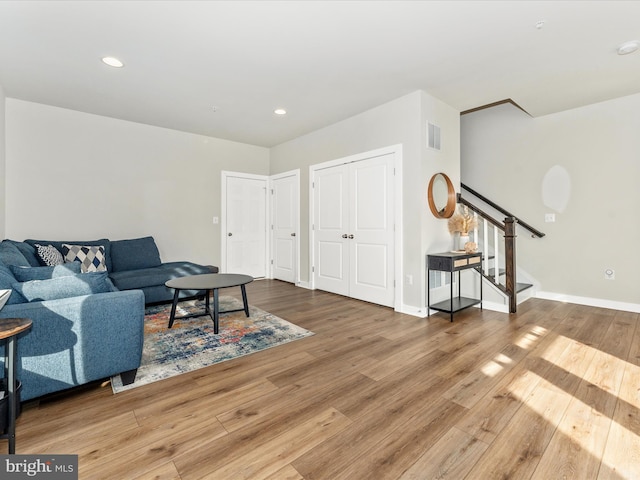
[{"x1": 427, "y1": 122, "x2": 441, "y2": 151}]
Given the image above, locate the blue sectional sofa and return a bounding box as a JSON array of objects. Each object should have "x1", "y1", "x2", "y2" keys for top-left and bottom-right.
[{"x1": 0, "y1": 236, "x2": 217, "y2": 401}]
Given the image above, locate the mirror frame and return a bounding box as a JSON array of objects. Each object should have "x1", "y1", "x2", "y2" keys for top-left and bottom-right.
[{"x1": 427, "y1": 172, "x2": 456, "y2": 218}]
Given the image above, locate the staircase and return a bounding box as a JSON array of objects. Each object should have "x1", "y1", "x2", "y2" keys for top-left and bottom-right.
[{"x1": 458, "y1": 183, "x2": 545, "y2": 313}]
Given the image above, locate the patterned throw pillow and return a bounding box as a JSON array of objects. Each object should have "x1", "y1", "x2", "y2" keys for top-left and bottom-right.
[
  {"x1": 61, "y1": 244, "x2": 107, "y2": 273},
  {"x1": 34, "y1": 244, "x2": 64, "y2": 266}
]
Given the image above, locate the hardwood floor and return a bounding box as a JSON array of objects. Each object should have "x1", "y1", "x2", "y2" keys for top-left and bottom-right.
[{"x1": 9, "y1": 280, "x2": 640, "y2": 479}]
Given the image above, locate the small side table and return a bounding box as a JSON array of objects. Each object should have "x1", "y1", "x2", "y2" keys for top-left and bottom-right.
[
  {"x1": 0, "y1": 318, "x2": 32, "y2": 454},
  {"x1": 427, "y1": 252, "x2": 483, "y2": 322}
]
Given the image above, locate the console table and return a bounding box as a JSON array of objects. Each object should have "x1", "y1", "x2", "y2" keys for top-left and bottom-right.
[
  {"x1": 427, "y1": 252, "x2": 482, "y2": 322},
  {"x1": 0, "y1": 317, "x2": 32, "y2": 454}
]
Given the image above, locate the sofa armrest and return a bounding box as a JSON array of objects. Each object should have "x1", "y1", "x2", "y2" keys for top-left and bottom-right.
[{"x1": 0, "y1": 289, "x2": 145, "y2": 400}]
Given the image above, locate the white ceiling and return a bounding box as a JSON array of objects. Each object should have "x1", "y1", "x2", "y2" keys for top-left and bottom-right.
[{"x1": 1, "y1": 1, "x2": 639, "y2": 147}]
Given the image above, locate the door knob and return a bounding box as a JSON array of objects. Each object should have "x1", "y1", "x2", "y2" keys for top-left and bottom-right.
[
  {"x1": 228, "y1": 232, "x2": 233, "y2": 236},
  {"x1": 342, "y1": 234, "x2": 348, "y2": 239},
  {"x1": 348, "y1": 234, "x2": 354, "y2": 239},
  {"x1": 291, "y1": 233, "x2": 296, "y2": 237}
]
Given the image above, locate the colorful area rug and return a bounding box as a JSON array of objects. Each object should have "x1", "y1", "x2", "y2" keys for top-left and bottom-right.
[{"x1": 111, "y1": 296, "x2": 313, "y2": 393}]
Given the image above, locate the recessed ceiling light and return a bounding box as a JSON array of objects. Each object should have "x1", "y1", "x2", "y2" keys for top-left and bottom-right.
[
  {"x1": 617, "y1": 41, "x2": 639, "y2": 55},
  {"x1": 274, "y1": 109, "x2": 287, "y2": 115},
  {"x1": 535, "y1": 20, "x2": 545, "y2": 30},
  {"x1": 102, "y1": 56, "x2": 124, "y2": 68}
]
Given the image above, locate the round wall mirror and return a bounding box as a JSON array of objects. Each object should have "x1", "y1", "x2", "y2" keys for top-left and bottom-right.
[{"x1": 428, "y1": 172, "x2": 456, "y2": 218}]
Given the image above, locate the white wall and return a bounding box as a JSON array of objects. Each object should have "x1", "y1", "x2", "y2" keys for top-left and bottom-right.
[
  {"x1": 271, "y1": 90, "x2": 460, "y2": 310},
  {"x1": 461, "y1": 94, "x2": 640, "y2": 306},
  {"x1": 0, "y1": 84, "x2": 5, "y2": 240},
  {"x1": 5, "y1": 99, "x2": 269, "y2": 266}
]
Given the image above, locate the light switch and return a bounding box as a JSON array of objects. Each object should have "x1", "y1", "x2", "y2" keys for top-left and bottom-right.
[{"x1": 544, "y1": 213, "x2": 556, "y2": 223}]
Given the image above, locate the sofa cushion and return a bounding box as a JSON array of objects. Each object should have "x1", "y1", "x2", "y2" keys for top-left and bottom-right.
[
  {"x1": 25, "y1": 239, "x2": 113, "y2": 271},
  {"x1": 34, "y1": 244, "x2": 65, "y2": 266},
  {"x1": 0, "y1": 241, "x2": 31, "y2": 267},
  {"x1": 4, "y1": 240, "x2": 40, "y2": 267},
  {"x1": 0, "y1": 264, "x2": 27, "y2": 304},
  {"x1": 111, "y1": 236, "x2": 162, "y2": 272},
  {"x1": 109, "y1": 261, "x2": 214, "y2": 291},
  {"x1": 61, "y1": 244, "x2": 107, "y2": 273},
  {"x1": 12, "y1": 271, "x2": 113, "y2": 302},
  {"x1": 10, "y1": 262, "x2": 82, "y2": 282}
]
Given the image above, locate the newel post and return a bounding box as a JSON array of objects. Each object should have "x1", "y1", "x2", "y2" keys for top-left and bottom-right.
[{"x1": 504, "y1": 217, "x2": 517, "y2": 313}]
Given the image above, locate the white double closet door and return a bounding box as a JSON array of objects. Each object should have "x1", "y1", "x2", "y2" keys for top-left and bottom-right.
[{"x1": 313, "y1": 153, "x2": 395, "y2": 307}]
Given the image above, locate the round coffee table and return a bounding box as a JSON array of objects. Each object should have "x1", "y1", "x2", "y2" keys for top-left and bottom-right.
[{"x1": 165, "y1": 273, "x2": 254, "y2": 334}]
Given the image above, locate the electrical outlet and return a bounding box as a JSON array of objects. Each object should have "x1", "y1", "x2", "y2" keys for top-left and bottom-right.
[
  {"x1": 405, "y1": 274, "x2": 413, "y2": 285},
  {"x1": 604, "y1": 268, "x2": 615, "y2": 280},
  {"x1": 213, "y1": 216, "x2": 219, "y2": 225},
  {"x1": 545, "y1": 213, "x2": 556, "y2": 223}
]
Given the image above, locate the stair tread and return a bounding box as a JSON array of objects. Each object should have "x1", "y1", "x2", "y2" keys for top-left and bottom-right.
[
  {"x1": 497, "y1": 282, "x2": 533, "y2": 293},
  {"x1": 487, "y1": 268, "x2": 506, "y2": 276}
]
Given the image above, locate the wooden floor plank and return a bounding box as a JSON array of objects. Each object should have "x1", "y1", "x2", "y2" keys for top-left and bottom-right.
[
  {"x1": 398, "y1": 426, "x2": 489, "y2": 480},
  {"x1": 187, "y1": 408, "x2": 352, "y2": 480}
]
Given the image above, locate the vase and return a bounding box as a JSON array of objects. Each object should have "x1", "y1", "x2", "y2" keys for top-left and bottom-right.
[{"x1": 458, "y1": 233, "x2": 470, "y2": 251}]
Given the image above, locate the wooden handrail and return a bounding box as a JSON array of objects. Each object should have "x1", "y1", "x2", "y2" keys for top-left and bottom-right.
[
  {"x1": 457, "y1": 195, "x2": 504, "y2": 231},
  {"x1": 461, "y1": 183, "x2": 545, "y2": 238}
]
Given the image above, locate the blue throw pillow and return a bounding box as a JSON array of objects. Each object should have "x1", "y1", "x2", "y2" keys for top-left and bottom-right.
[
  {"x1": 12, "y1": 271, "x2": 112, "y2": 302},
  {"x1": 111, "y1": 236, "x2": 162, "y2": 272},
  {"x1": 0, "y1": 241, "x2": 31, "y2": 267},
  {"x1": 0, "y1": 264, "x2": 26, "y2": 304},
  {"x1": 5, "y1": 240, "x2": 40, "y2": 267},
  {"x1": 10, "y1": 262, "x2": 82, "y2": 282}
]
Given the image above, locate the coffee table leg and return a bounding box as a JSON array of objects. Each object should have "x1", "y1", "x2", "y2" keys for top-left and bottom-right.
[
  {"x1": 213, "y1": 288, "x2": 219, "y2": 334},
  {"x1": 241, "y1": 284, "x2": 250, "y2": 317},
  {"x1": 168, "y1": 289, "x2": 180, "y2": 328}
]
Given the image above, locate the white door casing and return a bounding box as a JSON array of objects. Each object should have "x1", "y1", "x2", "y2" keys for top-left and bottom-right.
[
  {"x1": 222, "y1": 172, "x2": 268, "y2": 278},
  {"x1": 270, "y1": 171, "x2": 299, "y2": 283}
]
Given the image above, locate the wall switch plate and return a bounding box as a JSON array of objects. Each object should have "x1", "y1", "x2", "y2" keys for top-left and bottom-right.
[
  {"x1": 213, "y1": 216, "x2": 219, "y2": 224},
  {"x1": 545, "y1": 213, "x2": 556, "y2": 223}
]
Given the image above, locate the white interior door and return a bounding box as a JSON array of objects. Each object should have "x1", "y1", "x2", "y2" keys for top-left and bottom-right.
[
  {"x1": 314, "y1": 164, "x2": 349, "y2": 296},
  {"x1": 312, "y1": 153, "x2": 395, "y2": 307},
  {"x1": 349, "y1": 154, "x2": 395, "y2": 306},
  {"x1": 271, "y1": 172, "x2": 299, "y2": 283},
  {"x1": 225, "y1": 174, "x2": 267, "y2": 277}
]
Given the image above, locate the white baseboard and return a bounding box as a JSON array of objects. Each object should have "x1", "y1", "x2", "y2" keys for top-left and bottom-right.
[
  {"x1": 536, "y1": 291, "x2": 640, "y2": 314},
  {"x1": 398, "y1": 304, "x2": 428, "y2": 318}
]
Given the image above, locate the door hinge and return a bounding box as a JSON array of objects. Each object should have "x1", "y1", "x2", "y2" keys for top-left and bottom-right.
[
  {"x1": 271, "y1": 259, "x2": 274, "y2": 265},
  {"x1": 271, "y1": 188, "x2": 274, "y2": 194},
  {"x1": 312, "y1": 266, "x2": 315, "y2": 273}
]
